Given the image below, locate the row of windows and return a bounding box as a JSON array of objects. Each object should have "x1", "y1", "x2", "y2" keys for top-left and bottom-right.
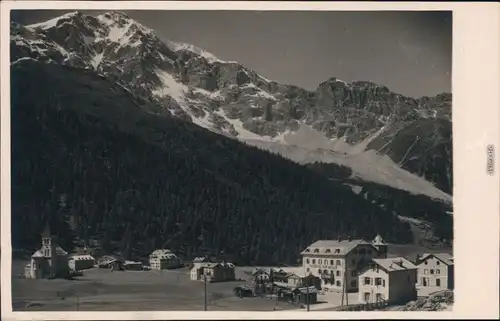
[
  {"x1": 306, "y1": 258, "x2": 342, "y2": 265},
  {"x1": 423, "y1": 260, "x2": 441, "y2": 265},
  {"x1": 305, "y1": 248, "x2": 374, "y2": 255},
  {"x1": 423, "y1": 269, "x2": 441, "y2": 275},
  {"x1": 421, "y1": 277, "x2": 443, "y2": 287},
  {"x1": 364, "y1": 277, "x2": 386, "y2": 287}
]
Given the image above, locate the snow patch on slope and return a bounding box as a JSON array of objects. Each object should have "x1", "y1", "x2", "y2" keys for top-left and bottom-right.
[
  {"x1": 27, "y1": 12, "x2": 80, "y2": 30},
  {"x1": 153, "y1": 69, "x2": 188, "y2": 104}
]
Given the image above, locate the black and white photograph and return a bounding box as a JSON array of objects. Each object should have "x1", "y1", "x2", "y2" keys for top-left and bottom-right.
[{"x1": 1, "y1": 1, "x2": 499, "y2": 319}]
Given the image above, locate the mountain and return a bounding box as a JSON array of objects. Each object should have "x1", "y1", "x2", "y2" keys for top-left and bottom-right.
[
  {"x1": 11, "y1": 11, "x2": 453, "y2": 198},
  {"x1": 9, "y1": 12, "x2": 453, "y2": 263},
  {"x1": 11, "y1": 58, "x2": 428, "y2": 265}
]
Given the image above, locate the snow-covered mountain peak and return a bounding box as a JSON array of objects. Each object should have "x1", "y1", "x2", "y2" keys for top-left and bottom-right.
[{"x1": 27, "y1": 11, "x2": 83, "y2": 30}]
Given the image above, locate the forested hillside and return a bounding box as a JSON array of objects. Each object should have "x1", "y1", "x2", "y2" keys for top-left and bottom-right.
[{"x1": 11, "y1": 59, "x2": 417, "y2": 265}]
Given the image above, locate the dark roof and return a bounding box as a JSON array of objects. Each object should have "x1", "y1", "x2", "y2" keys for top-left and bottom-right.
[
  {"x1": 419, "y1": 253, "x2": 454, "y2": 266},
  {"x1": 301, "y1": 239, "x2": 374, "y2": 256}
]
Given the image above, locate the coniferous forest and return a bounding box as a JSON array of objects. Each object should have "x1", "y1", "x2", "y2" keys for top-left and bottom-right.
[{"x1": 10, "y1": 59, "x2": 451, "y2": 265}]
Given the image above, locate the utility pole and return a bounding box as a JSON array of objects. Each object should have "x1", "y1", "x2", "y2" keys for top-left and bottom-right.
[
  {"x1": 204, "y1": 274, "x2": 208, "y2": 311},
  {"x1": 345, "y1": 269, "x2": 349, "y2": 306},
  {"x1": 306, "y1": 284, "x2": 310, "y2": 311}
]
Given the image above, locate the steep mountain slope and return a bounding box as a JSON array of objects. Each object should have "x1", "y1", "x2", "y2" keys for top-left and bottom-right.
[
  {"x1": 11, "y1": 58, "x2": 421, "y2": 265},
  {"x1": 11, "y1": 11, "x2": 453, "y2": 197}
]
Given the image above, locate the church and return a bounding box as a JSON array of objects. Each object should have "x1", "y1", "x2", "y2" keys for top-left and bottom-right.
[{"x1": 24, "y1": 224, "x2": 70, "y2": 279}]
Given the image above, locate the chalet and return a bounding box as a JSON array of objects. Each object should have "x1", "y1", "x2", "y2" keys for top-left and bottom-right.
[
  {"x1": 123, "y1": 260, "x2": 143, "y2": 270},
  {"x1": 358, "y1": 257, "x2": 417, "y2": 305},
  {"x1": 68, "y1": 255, "x2": 95, "y2": 271},
  {"x1": 416, "y1": 253, "x2": 454, "y2": 292},
  {"x1": 300, "y1": 234, "x2": 388, "y2": 292},
  {"x1": 97, "y1": 255, "x2": 124, "y2": 270},
  {"x1": 277, "y1": 286, "x2": 318, "y2": 305},
  {"x1": 149, "y1": 249, "x2": 182, "y2": 270},
  {"x1": 190, "y1": 261, "x2": 235, "y2": 282},
  {"x1": 25, "y1": 225, "x2": 69, "y2": 279}
]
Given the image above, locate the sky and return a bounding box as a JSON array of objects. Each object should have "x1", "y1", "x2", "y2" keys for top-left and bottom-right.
[{"x1": 11, "y1": 10, "x2": 452, "y2": 98}]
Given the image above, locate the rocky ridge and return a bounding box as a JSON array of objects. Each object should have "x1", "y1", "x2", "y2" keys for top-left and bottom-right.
[{"x1": 10, "y1": 11, "x2": 453, "y2": 197}]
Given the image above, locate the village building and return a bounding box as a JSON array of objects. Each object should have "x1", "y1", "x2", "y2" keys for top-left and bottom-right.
[
  {"x1": 300, "y1": 234, "x2": 388, "y2": 292},
  {"x1": 189, "y1": 261, "x2": 235, "y2": 282},
  {"x1": 123, "y1": 260, "x2": 144, "y2": 270},
  {"x1": 68, "y1": 254, "x2": 95, "y2": 271},
  {"x1": 24, "y1": 225, "x2": 70, "y2": 279},
  {"x1": 149, "y1": 249, "x2": 182, "y2": 270},
  {"x1": 358, "y1": 257, "x2": 417, "y2": 305},
  {"x1": 97, "y1": 255, "x2": 125, "y2": 270},
  {"x1": 415, "y1": 253, "x2": 454, "y2": 292},
  {"x1": 277, "y1": 286, "x2": 319, "y2": 305}
]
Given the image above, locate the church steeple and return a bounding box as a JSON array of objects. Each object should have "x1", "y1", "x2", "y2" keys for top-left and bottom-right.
[
  {"x1": 41, "y1": 222, "x2": 53, "y2": 247},
  {"x1": 372, "y1": 233, "x2": 388, "y2": 258}
]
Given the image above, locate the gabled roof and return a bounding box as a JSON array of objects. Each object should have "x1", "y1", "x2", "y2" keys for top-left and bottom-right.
[
  {"x1": 294, "y1": 286, "x2": 318, "y2": 294},
  {"x1": 300, "y1": 239, "x2": 374, "y2": 256},
  {"x1": 420, "y1": 253, "x2": 454, "y2": 266},
  {"x1": 69, "y1": 255, "x2": 95, "y2": 260},
  {"x1": 371, "y1": 257, "x2": 417, "y2": 273}
]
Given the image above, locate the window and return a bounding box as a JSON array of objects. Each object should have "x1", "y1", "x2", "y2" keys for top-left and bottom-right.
[
  {"x1": 306, "y1": 259, "x2": 310, "y2": 264},
  {"x1": 314, "y1": 249, "x2": 319, "y2": 253},
  {"x1": 336, "y1": 271, "x2": 340, "y2": 276},
  {"x1": 364, "y1": 277, "x2": 370, "y2": 285},
  {"x1": 319, "y1": 259, "x2": 322, "y2": 264},
  {"x1": 436, "y1": 269, "x2": 440, "y2": 274},
  {"x1": 436, "y1": 261, "x2": 440, "y2": 265},
  {"x1": 318, "y1": 269, "x2": 322, "y2": 274},
  {"x1": 336, "y1": 260, "x2": 341, "y2": 266},
  {"x1": 350, "y1": 280, "x2": 356, "y2": 287},
  {"x1": 306, "y1": 268, "x2": 310, "y2": 272},
  {"x1": 382, "y1": 279, "x2": 386, "y2": 287},
  {"x1": 430, "y1": 269, "x2": 434, "y2": 274},
  {"x1": 330, "y1": 260, "x2": 334, "y2": 265},
  {"x1": 336, "y1": 281, "x2": 341, "y2": 287},
  {"x1": 351, "y1": 271, "x2": 356, "y2": 277},
  {"x1": 330, "y1": 270, "x2": 334, "y2": 275},
  {"x1": 424, "y1": 261, "x2": 428, "y2": 265},
  {"x1": 325, "y1": 249, "x2": 331, "y2": 253},
  {"x1": 324, "y1": 269, "x2": 328, "y2": 274},
  {"x1": 364, "y1": 292, "x2": 370, "y2": 302},
  {"x1": 352, "y1": 259, "x2": 356, "y2": 265},
  {"x1": 422, "y1": 278, "x2": 428, "y2": 286},
  {"x1": 312, "y1": 259, "x2": 316, "y2": 264},
  {"x1": 375, "y1": 277, "x2": 382, "y2": 286},
  {"x1": 436, "y1": 279, "x2": 441, "y2": 287}
]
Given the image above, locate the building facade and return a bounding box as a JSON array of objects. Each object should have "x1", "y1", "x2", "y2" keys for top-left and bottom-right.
[
  {"x1": 149, "y1": 249, "x2": 182, "y2": 270},
  {"x1": 358, "y1": 257, "x2": 417, "y2": 305},
  {"x1": 68, "y1": 255, "x2": 95, "y2": 271},
  {"x1": 300, "y1": 235, "x2": 388, "y2": 292},
  {"x1": 189, "y1": 261, "x2": 235, "y2": 282},
  {"x1": 416, "y1": 253, "x2": 454, "y2": 292},
  {"x1": 25, "y1": 225, "x2": 70, "y2": 279}
]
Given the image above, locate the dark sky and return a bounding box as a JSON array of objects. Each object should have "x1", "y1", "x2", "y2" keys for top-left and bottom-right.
[{"x1": 11, "y1": 10, "x2": 452, "y2": 98}]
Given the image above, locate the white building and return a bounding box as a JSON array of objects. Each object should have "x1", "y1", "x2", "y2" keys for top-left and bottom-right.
[
  {"x1": 68, "y1": 255, "x2": 95, "y2": 271},
  {"x1": 300, "y1": 235, "x2": 387, "y2": 292},
  {"x1": 25, "y1": 225, "x2": 69, "y2": 279},
  {"x1": 358, "y1": 257, "x2": 417, "y2": 305},
  {"x1": 189, "y1": 261, "x2": 235, "y2": 282},
  {"x1": 149, "y1": 249, "x2": 182, "y2": 270},
  {"x1": 416, "y1": 253, "x2": 454, "y2": 292}
]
